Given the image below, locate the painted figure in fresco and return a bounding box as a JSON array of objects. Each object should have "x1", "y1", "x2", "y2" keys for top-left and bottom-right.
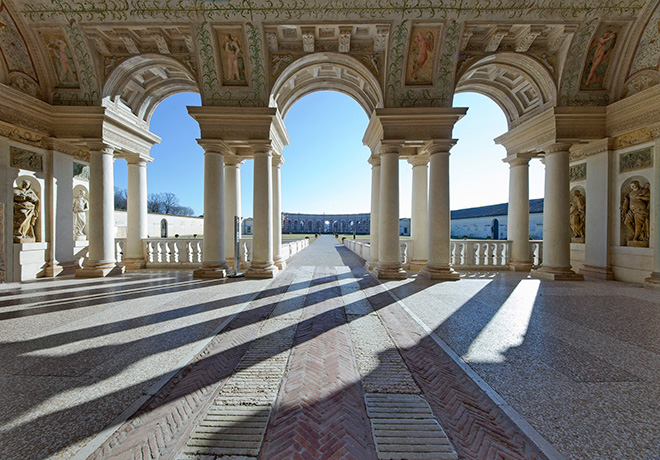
[
  {"x1": 222, "y1": 34, "x2": 245, "y2": 82},
  {"x1": 585, "y1": 30, "x2": 617, "y2": 86},
  {"x1": 13, "y1": 180, "x2": 39, "y2": 243},
  {"x1": 621, "y1": 180, "x2": 650, "y2": 243},
  {"x1": 410, "y1": 31, "x2": 434, "y2": 81},
  {"x1": 73, "y1": 189, "x2": 89, "y2": 240},
  {"x1": 569, "y1": 189, "x2": 586, "y2": 239},
  {"x1": 49, "y1": 39, "x2": 76, "y2": 83}
]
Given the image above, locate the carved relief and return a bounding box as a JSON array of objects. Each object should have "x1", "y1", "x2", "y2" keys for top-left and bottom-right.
[
  {"x1": 10, "y1": 146, "x2": 43, "y2": 172},
  {"x1": 218, "y1": 28, "x2": 248, "y2": 86},
  {"x1": 73, "y1": 162, "x2": 90, "y2": 180},
  {"x1": 13, "y1": 180, "x2": 39, "y2": 243},
  {"x1": 620, "y1": 178, "x2": 650, "y2": 247},
  {"x1": 581, "y1": 24, "x2": 620, "y2": 90},
  {"x1": 570, "y1": 188, "x2": 586, "y2": 243},
  {"x1": 42, "y1": 31, "x2": 80, "y2": 88},
  {"x1": 613, "y1": 129, "x2": 654, "y2": 149},
  {"x1": 569, "y1": 163, "x2": 587, "y2": 182},
  {"x1": 622, "y1": 70, "x2": 659, "y2": 98},
  {"x1": 405, "y1": 25, "x2": 439, "y2": 86},
  {"x1": 619, "y1": 147, "x2": 653, "y2": 173},
  {"x1": 73, "y1": 187, "x2": 88, "y2": 241}
]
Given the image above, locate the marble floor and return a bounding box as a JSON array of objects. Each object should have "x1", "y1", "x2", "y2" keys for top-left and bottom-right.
[{"x1": 1, "y1": 235, "x2": 659, "y2": 460}]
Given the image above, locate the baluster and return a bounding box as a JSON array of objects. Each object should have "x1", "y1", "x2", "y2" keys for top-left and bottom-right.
[
  {"x1": 145, "y1": 241, "x2": 153, "y2": 263},
  {"x1": 399, "y1": 242, "x2": 407, "y2": 264},
  {"x1": 173, "y1": 241, "x2": 181, "y2": 264},
  {"x1": 154, "y1": 242, "x2": 162, "y2": 263}
]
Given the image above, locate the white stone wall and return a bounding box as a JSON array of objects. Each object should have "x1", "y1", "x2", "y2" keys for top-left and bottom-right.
[
  {"x1": 114, "y1": 211, "x2": 204, "y2": 238},
  {"x1": 450, "y1": 213, "x2": 543, "y2": 240}
]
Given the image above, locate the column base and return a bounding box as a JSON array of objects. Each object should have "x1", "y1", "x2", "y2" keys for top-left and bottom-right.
[
  {"x1": 644, "y1": 272, "x2": 660, "y2": 289},
  {"x1": 374, "y1": 263, "x2": 407, "y2": 280},
  {"x1": 365, "y1": 259, "x2": 378, "y2": 271},
  {"x1": 76, "y1": 262, "x2": 125, "y2": 278},
  {"x1": 580, "y1": 264, "x2": 615, "y2": 280},
  {"x1": 246, "y1": 263, "x2": 278, "y2": 279},
  {"x1": 193, "y1": 264, "x2": 228, "y2": 279},
  {"x1": 408, "y1": 260, "x2": 427, "y2": 272},
  {"x1": 273, "y1": 256, "x2": 287, "y2": 271},
  {"x1": 419, "y1": 264, "x2": 460, "y2": 281},
  {"x1": 122, "y1": 257, "x2": 146, "y2": 271},
  {"x1": 530, "y1": 266, "x2": 584, "y2": 281},
  {"x1": 44, "y1": 261, "x2": 64, "y2": 277},
  {"x1": 509, "y1": 260, "x2": 533, "y2": 272}
]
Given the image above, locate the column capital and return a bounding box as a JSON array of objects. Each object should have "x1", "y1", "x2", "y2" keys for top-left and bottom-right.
[
  {"x1": 224, "y1": 155, "x2": 246, "y2": 167},
  {"x1": 424, "y1": 139, "x2": 456, "y2": 156},
  {"x1": 544, "y1": 142, "x2": 573, "y2": 155},
  {"x1": 408, "y1": 154, "x2": 430, "y2": 167},
  {"x1": 378, "y1": 142, "x2": 402, "y2": 156},
  {"x1": 251, "y1": 143, "x2": 273, "y2": 156},
  {"x1": 124, "y1": 154, "x2": 152, "y2": 167},
  {"x1": 198, "y1": 139, "x2": 233, "y2": 156},
  {"x1": 368, "y1": 155, "x2": 381, "y2": 166},
  {"x1": 85, "y1": 142, "x2": 114, "y2": 156},
  {"x1": 272, "y1": 153, "x2": 285, "y2": 167},
  {"x1": 503, "y1": 152, "x2": 535, "y2": 167}
]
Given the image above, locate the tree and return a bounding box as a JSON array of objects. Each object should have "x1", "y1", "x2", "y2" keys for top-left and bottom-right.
[
  {"x1": 146, "y1": 192, "x2": 195, "y2": 216},
  {"x1": 114, "y1": 187, "x2": 127, "y2": 210}
]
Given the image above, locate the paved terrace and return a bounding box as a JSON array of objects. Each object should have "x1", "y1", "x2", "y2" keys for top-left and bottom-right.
[{"x1": 1, "y1": 235, "x2": 659, "y2": 460}]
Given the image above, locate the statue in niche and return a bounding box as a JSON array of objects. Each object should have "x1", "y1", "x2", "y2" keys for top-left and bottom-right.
[
  {"x1": 13, "y1": 180, "x2": 39, "y2": 243},
  {"x1": 621, "y1": 180, "x2": 650, "y2": 246},
  {"x1": 73, "y1": 189, "x2": 89, "y2": 240},
  {"x1": 570, "y1": 189, "x2": 586, "y2": 243}
]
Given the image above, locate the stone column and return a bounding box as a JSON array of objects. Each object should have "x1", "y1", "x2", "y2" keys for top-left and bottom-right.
[
  {"x1": 420, "y1": 141, "x2": 459, "y2": 280},
  {"x1": 247, "y1": 145, "x2": 277, "y2": 278},
  {"x1": 272, "y1": 154, "x2": 285, "y2": 270},
  {"x1": 124, "y1": 156, "x2": 149, "y2": 270},
  {"x1": 504, "y1": 153, "x2": 533, "y2": 271},
  {"x1": 224, "y1": 156, "x2": 243, "y2": 272},
  {"x1": 366, "y1": 155, "x2": 380, "y2": 270},
  {"x1": 194, "y1": 145, "x2": 228, "y2": 278},
  {"x1": 531, "y1": 144, "x2": 583, "y2": 280},
  {"x1": 409, "y1": 155, "x2": 429, "y2": 270},
  {"x1": 646, "y1": 140, "x2": 660, "y2": 288},
  {"x1": 44, "y1": 150, "x2": 62, "y2": 277},
  {"x1": 375, "y1": 144, "x2": 406, "y2": 279},
  {"x1": 77, "y1": 146, "x2": 124, "y2": 277}
]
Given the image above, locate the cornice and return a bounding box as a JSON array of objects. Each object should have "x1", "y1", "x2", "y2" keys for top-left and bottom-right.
[
  {"x1": 607, "y1": 85, "x2": 660, "y2": 137},
  {"x1": 569, "y1": 138, "x2": 614, "y2": 161}
]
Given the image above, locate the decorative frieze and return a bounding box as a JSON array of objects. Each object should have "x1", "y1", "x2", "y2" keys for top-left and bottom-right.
[
  {"x1": 73, "y1": 162, "x2": 90, "y2": 180},
  {"x1": 11, "y1": 146, "x2": 43, "y2": 172},
  {"x1": 569, "y1": 163, "x2": 587, "y2": 182},
  {"x1": 619, "y1": 147, "x2": 653, "y2": 173}
]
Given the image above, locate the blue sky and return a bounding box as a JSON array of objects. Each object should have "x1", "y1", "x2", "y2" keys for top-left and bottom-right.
[{"x1": 113, "y1": 91, "x2": 545, "y2": 217}]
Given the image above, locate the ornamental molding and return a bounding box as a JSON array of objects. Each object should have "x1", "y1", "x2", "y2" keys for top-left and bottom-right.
[
  {"x1": 607, "y1": 84, "x2": 660, "y2": 136},
  {"x1": 569, "y1": 138, "x2": 614, "y2": 161}
]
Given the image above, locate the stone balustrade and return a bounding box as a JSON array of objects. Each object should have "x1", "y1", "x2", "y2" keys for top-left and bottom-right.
[
  {"x1": 344, "y1": 238, "x2": 544, "y2": 271},
  {"x1": 114, "y1": 237, "x2": 310, "y2": 269}
]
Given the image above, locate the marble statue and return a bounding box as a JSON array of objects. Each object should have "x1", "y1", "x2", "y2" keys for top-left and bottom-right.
[
  {"x1": 73, "y1": 189, "x2": 89, "y2": 240},
  {"x1": 13, "y1": 180, "x2": 39, "y2": 243},
  {"x1": 570, "y1": 189, "x2": 586, "y2": 242},
  {"x1": 621, "y1": 180, "x2": 650, "y2": 246}
]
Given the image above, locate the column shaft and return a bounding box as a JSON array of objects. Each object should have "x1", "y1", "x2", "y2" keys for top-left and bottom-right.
[
  {"x1": 507, "y1": 156, "x2": 532, "y2": 270},
  {"x1": 420, "y1": 144, "x2": 459, "y2": 280},
  {"x1": 77, "y1": 147, "x2": 124, "y2": 277},
  {"x1": 646, "y1": 143, "x2": 660, "y2": 287},
  {"x1": 194, "y1": 149, "x2": 227, "y2": 278},
  {"x1": 531, "y1": 146, "x2": 583, "y2": 280},
  {"x1": 247, "y1": 148, "x2": 277, "y2": 278},
  {"x1": 375, "y1": 147, "x2": 406, "y2": 279},
  {"x1": 124, "y1": 158, "x2": 148, "y2": 269},
  {"x1": 272, "y1": 155, "x2": 285, "y2": 270},
  {"x1": 366, "y1": 156, "x2": 380, "y2": 270},
  {"x1": 224, "y1": 159, "x2": 242, "y2": 272},
  {"x1": 409, "y1": 157, "x2": 429, "y2": 269}
]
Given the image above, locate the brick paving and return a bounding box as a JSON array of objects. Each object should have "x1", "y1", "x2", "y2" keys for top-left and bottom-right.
[{"x1": 81, "y1": 236, "x2": 552, "y2": 460}]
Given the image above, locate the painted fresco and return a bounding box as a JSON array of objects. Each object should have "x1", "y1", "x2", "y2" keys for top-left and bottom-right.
[
  {"x1": 581, "y1": 24, "x2": 620, "y2": 90},
  {"x1": 0, "y1": 3, "x2": 37, "y2": 79},
  {"x1": 405, "y1": 25, "x2": 439, "y2": 86},
  {"x1": 218, "y1": 28, "x2": 248, "y2": 86},
  {"x1": 43, "y1": 32, "x2": 79, "y2": 88}
]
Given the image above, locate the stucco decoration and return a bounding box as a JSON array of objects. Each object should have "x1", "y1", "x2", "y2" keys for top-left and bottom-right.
[
  {"x1": 13, "y1": 179, "x2": 39, "y2": 243},
  {"x1": 620, "y1": 177, "x2": 651, "y2": 246},
  {"x1": 10, "y1": 146, "x2": 43, "y2": 172},
  {"x1": 0, "y1": 2, "x2": 39, "y2": 95},
  {"x1": 629, "y1": 2, "x2": 660, "y2": 76},
  {"x1": 569, "y1": 162, "x2": 587, "y2": 182},
  {"x1": 73, "y1": 162, "x2": 89, "y2": 180},
  {"x1": 218, "y1": 27, "x2": 248, "y2": 86},
  {"x1": 405, "y1": 25, "x2": 440, "y2": 86},
  {"x1": 622, "y1": 69, "x2": 660, "y2": 98},
  {"x1": 52, "y1": 21, "x2": 98, "y2": 105},
  {"x1": 620, "y1": 147, "x2": 653, "y2": 172},
  {"x1": 581, "y1": 24, "x2": 620, "y2": 90},
  {"x1": 42, "y1": 30, "x2": 79, "y2": 88},
  {"x1": 570, "y1": 187, "x2": 586, "y2": 242}
]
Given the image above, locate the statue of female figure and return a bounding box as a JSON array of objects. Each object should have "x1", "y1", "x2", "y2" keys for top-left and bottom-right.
[
  {"x1": 73, "y1": 189, "x2": 89, "y2": 240},
  {"x1": 569, "y1": 189, "x2": 586, "y2": 240},
  {"x1": 621, "y1": 180, "x2": 650, "y2": 244},
  {"x1": 13, "y1": 180, "x2": 39, "y2": 243}
]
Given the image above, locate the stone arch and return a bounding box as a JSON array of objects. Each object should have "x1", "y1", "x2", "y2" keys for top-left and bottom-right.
[
  {"x1": 270, "y1": 52, "x2": 384, "y2": 118},
  {"x1": 102, "y1": 54, "x2": 199, "y2": 124},
  {"x1": 160, "y1": 218, "x2": 168, "y2": 238},
  {"x1": 455, "y1": 53, "x2": 557, "y2": 129}
]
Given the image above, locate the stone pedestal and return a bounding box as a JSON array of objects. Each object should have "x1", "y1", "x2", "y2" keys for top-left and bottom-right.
[
  {"x1": 531, "y1": 145, "x2": 583, "y2": 281},
  {"x1": 194, "y1": 145, "x2": 228, "y2": 279},
  {"x1": 77, "y1": 146, "x2": 124, "y2": 278},
  {"x1": 420, "y1": 142, "x2": 460, "y2": 281},
  {"x1": 375, "y1": 146, "x2": 406, "y2": 280}
]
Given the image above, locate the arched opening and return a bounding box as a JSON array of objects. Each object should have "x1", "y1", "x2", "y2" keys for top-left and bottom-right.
[{"x1": 491, "y1": 219, "x2": 500, "y2": 240}]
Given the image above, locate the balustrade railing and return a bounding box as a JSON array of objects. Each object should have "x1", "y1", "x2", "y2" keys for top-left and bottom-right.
[{"x1": 344, "y1": 238, "x2": 543, "y2": 271}]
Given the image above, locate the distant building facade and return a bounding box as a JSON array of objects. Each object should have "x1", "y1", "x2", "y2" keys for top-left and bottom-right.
[
  {"x1": 282, "y1": 213, "x2": 370, "y2": 234},
  {"x1": 450, "y1": 199, "x2": 544, "y2": 240},
  {"x1": 399, "y1": 218, "x2": 411, "y2": 236}
]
